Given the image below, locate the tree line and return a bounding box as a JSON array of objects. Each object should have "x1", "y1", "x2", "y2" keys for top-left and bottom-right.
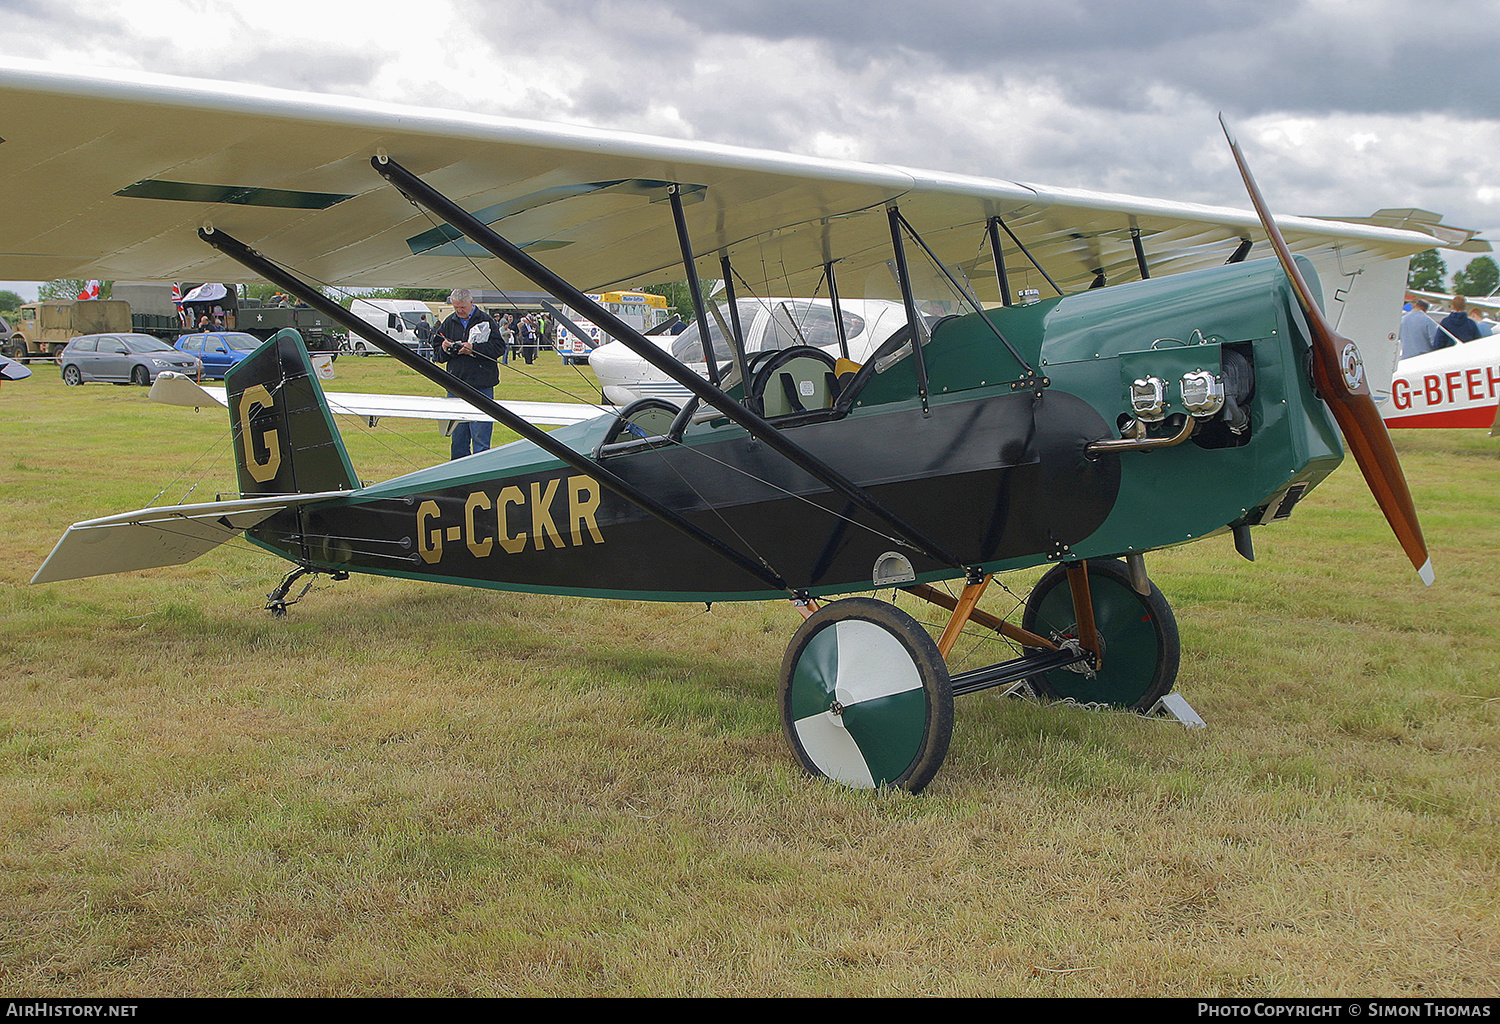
[{"x1": 1409, "y1": 250, "x2": 1499, "y2": 297}]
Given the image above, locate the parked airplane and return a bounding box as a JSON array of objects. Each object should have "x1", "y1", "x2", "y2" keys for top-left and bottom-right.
[
  {"x1": 1, "y1": 60, "x2": 1482, "y2": 791},
  {"x1": 1382, "y1": 334, "x2": 1500, "y2": 433},
  {"x1": 588, "y1": 296, "x2": 911, "y2": 407}
]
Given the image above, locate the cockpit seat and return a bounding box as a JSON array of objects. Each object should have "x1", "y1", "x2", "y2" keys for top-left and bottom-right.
[
  {"x1": 749, "y1": 346, "x2": 840, "y2": 418},
  {"x1": 593, "y1": 397, "x2": 681, "y2": 458}
]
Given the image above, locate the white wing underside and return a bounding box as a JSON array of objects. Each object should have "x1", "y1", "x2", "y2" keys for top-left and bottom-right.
[
  {"x1": 0, "y1": 58, "x2": 1479, "y2": 304},
  {"x1": 31, "y1": 491, "x2": 352, "y2": 584}
]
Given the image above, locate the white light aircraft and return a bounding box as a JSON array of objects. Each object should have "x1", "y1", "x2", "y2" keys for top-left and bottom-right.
[
  {"x1": 589, "y1": 296, "x2": 911, "y2": 408},
  {"x1": 1382, "y1": 336, "x2": 1500, "y2": 434}
]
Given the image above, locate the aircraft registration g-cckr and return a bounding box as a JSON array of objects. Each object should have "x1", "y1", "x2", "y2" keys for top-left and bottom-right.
[{"x1": 2, "y1": 58, "x2": 1486, "y2": 792}]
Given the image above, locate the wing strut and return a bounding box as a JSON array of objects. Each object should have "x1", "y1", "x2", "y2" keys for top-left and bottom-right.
[
  {"x1": 372, "y1": 154, "x2": 976, "y2": 577},
  {"x1": 886, "y1": 204, "x2": 934, "y2": 414},
  {"x1": 668, "y1": 183, "x2": 719, "y2": 385},
  {"x1": 195, "y1": 227, "x2": 793, "y2": 596},
  {"x1": 986, "y1": 217, "x2": 1015, "y2": 307},
  {"x1": 823, "y1": 261, "x2": 852, "y2": 359},
  {"x1": 990, "y1": 215, "x2": 1064, "y2": 297},
  {"x1": 1131, "y1": 227, "x2": 1151, "y2": 280},
  {"x1": 718, "y1": 254, "x2": 753, "y2": 388}
]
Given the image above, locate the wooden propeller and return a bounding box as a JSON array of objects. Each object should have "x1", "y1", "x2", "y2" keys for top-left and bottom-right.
[{"x1": 1221, "y1": 115, "x2": 1433, "y2": 586}]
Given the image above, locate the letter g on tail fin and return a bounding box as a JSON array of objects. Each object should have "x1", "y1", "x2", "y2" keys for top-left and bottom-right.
[{"x1": 226, "y1": 329, "x2": 358, "y2": 497}]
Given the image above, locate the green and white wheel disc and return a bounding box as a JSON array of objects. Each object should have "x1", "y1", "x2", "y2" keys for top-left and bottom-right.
[
  {"x1": 779, "y1": 598, "x2": 952, "y2": 793},
  {"x1": 1021, "y1": 559, "x2": 1180, "y2": 710}
]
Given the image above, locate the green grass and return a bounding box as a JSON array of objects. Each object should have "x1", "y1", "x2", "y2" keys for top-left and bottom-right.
[{"x1": 1, "y1": 355, "x2": 1497, "y2": 996}]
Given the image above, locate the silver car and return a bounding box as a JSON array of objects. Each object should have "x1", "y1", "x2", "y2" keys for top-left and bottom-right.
[{"x1": 59, "y1": 333, "x2": 202, "y2": 386}]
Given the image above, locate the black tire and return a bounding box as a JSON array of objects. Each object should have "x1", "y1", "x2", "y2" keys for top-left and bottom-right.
[
  {"x1": 1020, "y1": 559, "x2": 1179, "y2": 710},
  {"x1": 779, "y1": 597, "x2": 953, "y2": 793},
  {"x1": 62, "y1": 364, "x2": 82, "y2": 386},
  {"x1": 131, "y1": 365, "x2": 150, "y2": 386}
]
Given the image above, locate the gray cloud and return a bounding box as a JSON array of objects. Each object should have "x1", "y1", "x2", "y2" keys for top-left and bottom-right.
[{"x1": 533, "y1": 0, "x2": 1500, "y2": 118}]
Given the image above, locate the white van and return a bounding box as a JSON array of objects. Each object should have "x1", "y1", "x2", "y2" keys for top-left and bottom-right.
[
  {"x1": 588, "y1": 297, "x2": 909, "y2": 407},
  {"x1": 347, "y1": 298, "x2": 435, "y2": 356}
]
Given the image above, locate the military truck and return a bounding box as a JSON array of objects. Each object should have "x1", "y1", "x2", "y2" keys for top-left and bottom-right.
[
  {"x1": 3, "y1": 286, "x2": 341, "y2": 360},
  {"x1": 234, "y1": 297, "x2": 340, "y2": 353},
  {"x1": 5, "y1": 300, "x2": 132, "y2": 361}
]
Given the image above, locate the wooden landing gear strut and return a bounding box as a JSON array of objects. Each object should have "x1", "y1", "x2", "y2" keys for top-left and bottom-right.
[{"x1": 777, "y1": 559, "x2": 1182, "y2": 793}]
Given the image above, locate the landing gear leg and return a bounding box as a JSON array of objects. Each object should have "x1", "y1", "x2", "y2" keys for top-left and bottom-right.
[{"x1": 265, "y1": 566, "x2": 348, "y2": 616}]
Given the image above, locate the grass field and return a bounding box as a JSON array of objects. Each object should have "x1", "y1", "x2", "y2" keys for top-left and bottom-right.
[{"x1": 1, "y1": 354, "x2": 1497, "y2": 997}]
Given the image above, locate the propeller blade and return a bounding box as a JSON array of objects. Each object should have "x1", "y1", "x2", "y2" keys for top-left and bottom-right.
[{"x1": 1220, "y1": 115, "x2": 1433, "y2": 586}]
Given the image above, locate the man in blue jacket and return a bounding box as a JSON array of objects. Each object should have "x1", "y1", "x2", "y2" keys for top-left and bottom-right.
[
  {"x1": 432, "y1": 288, "x2": 504, "y2": 459},
  {"x1": 1436, "y1": 296, "x2": 1481, "y2": 348}
]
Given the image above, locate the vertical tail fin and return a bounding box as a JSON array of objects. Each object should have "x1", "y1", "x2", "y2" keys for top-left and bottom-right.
[{"x1": 226, "y1": 329, "x2": 358, "y2": 497}]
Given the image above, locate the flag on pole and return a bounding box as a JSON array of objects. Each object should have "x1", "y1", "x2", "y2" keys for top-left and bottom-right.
[
  {"x1": 76, "y1": 280, "x2": 100, "y2": 301},
  {"x1": 172, "y1": 283, "x2": 189, "y2": 327}
]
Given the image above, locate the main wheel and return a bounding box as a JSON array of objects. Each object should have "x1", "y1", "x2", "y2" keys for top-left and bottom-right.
[
  {"x1": 1020, "y1": 560, "x2": 1179, "y2": 710},
  {"x1": 779, "y1": 597, "x2": 953, "y2": 793}
]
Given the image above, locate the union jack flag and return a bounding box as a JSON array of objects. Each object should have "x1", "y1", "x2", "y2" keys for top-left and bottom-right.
[{"x1": 172, "y1": 283, "x2": 189, "y2": 327}]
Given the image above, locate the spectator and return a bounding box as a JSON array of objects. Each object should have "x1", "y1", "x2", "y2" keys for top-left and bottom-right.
[
  {"x1": 1398, "y1": 298, "x2": 1440, "y2": 358},
  {"x1": 431, "y1": 288, "x2": 504, "y2": 459},
  {"x1": 413, "y1": 314, "x2": 432, "y2": 359},
  {"x1": 1437, "y1": 296, "x2": 1481, "y2": 347},
  {"x1": 520, "y1": 313, "x2": 538, "y2": 365}
]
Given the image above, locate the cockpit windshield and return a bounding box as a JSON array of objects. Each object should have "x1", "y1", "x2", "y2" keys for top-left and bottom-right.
[{"x1": 669, "y1": 299, "x2": 763, "y2": 364}]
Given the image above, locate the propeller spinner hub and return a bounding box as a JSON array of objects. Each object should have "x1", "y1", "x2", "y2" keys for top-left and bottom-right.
[{"x1": 1340, "y1": 341, "x2": 1366, "y2": 392}]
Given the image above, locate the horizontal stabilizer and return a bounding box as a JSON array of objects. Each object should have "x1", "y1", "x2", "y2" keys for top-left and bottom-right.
[
  {"x1": 1, "y1": 353, "x2": 31, "y2": 381},
  {"x1": 32, "y1": 491, "x2": 350, "y2": 584},
  {"x1": 149, "y1": 372, "x2": 609, "y2": 426},
  {"x1": 148, "y1": 372, "x2": 222, "y2": 409}
]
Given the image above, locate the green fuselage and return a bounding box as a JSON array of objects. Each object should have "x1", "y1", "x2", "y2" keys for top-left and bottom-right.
[{"x1": 247, "y1": 257, "x2": 1342, "y2": 601}]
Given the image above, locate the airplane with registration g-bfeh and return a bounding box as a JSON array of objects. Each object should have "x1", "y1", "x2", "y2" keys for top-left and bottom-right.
[
  {"x1": 2, "y1": 58, "x2": 1484, "y2": 793},
  {"x1": 1379, "y1": 287, "x2": 1500, "y2": 434},
  {"x1": 1382, "y1": 334, "x2": 1500, "y2": 434}
]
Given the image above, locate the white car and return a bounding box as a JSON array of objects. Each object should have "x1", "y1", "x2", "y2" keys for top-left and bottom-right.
[{"x1": 588, "y1": 297, "x2": 909, "y2": 407}]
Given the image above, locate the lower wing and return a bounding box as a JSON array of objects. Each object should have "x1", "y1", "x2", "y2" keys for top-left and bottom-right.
[{"x1": 149, "y1": 372, "x2": 611, "y2": 426}]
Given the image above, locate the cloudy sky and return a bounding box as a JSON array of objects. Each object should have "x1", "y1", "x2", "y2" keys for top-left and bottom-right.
[{"x1": 3, "y1": 0, "x2": 1497, "y2": 299}]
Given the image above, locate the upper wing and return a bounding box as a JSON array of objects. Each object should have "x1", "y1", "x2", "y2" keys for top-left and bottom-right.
[
  {"x1": 149, "y1": 372, "x2": 610, "y2": 426},
  {"x1": 0, "y1": 59, "x2": 1483, "y2": 306}
]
